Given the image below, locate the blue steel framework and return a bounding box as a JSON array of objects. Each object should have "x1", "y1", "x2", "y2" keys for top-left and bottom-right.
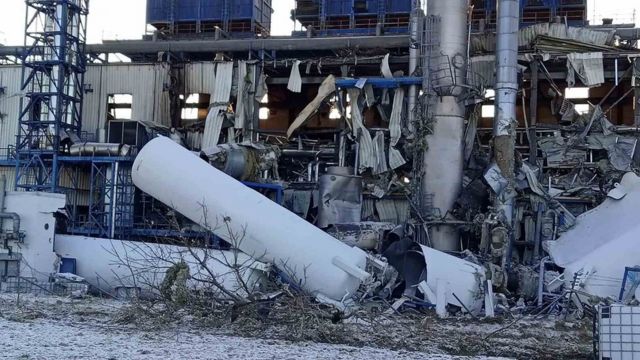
[
  {"x1": 58, "y1": 156, "x2": 135, "y2": 239},
  {"x1": 15, "y1": 0, "x2": 89, "y2": 192}
]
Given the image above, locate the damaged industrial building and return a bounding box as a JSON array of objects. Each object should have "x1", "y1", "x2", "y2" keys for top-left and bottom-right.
[{"x1": 0, "y1": 0, "x2": 639, "y2": 358}]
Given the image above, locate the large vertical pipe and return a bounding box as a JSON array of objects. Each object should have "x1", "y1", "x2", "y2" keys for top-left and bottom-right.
[
  {"x1": 422, "y1": 0, "x2": 469, "y2": 251},
  {"x1": 493, "y1": 0, "x2": 520, "y2": 226},
  {"x1": 408, "y1": 5, "x2": 422, "y2": 133}
]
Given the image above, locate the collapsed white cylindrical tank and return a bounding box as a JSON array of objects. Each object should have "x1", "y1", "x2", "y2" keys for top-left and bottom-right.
[
  {"x1": 55, "y1": 235, "x2": 265, "y2": 298},
  {"x1": 132, "y1": 137, "x2": 370, "y2": 301},
  {"x1": 421, "y1": 245, "x2": 485, "y2": 314}
]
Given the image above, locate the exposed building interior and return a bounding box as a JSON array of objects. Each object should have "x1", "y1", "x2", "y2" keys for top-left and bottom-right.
[{"x1": 0, "y1": 1, "x2": 640, "y2": 356}]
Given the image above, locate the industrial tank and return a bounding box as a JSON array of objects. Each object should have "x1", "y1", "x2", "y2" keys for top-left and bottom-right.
[{"x1": 132, "y1": 137, "x2": 371, "y2": 301}]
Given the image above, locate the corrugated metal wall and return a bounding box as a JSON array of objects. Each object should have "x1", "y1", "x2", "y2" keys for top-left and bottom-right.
[
  {"x1": 0, "y1": 62, "x2": 220, "y2": 147},
  {"x1": 0, "y1": 66, "x2": 23, "y2": 154},
  {"x1": 82, "y1": 63, "x2": 172, "y2": 135},
  {"x1": 0, "y1": 61, "x2": 219, "y2": 198},
  {"x1": 184, "y1": 62, "x2": 217, "y2": 95},
  {"x1": 0, "y1": 62, "x2": 219, "y2": 199}
]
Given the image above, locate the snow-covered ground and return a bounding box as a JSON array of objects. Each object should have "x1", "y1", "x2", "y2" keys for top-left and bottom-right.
[
  {"x1": 0, "y1": 294, "x2": 589, "y2": 359},
  {"x1": 0, "y1": 318, "x2": 504, "y2": 360}
]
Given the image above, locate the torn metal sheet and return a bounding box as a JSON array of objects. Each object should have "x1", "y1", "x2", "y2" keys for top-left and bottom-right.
[
  {"x1": 388, "y1": 147, "x2": 406, "y2": 170},
  {"x1": 544, "y1": 172, "x2": 640, "y2": 299},
  {"x1": 235, "y1": 60, "x2": 248, "y2": 129},
  {"x1": 202, "y1": 62, "x2": 234, "y2": 149},
  {"x1": 420, "y1": 245, "x2": 486, "y2": 314},
  {"x1": 375, "y1": 199, "x2": 410, "y2": 224},
  {"x1": 326, "y1": 222, "x2": 396, "y2": 250},
  {"x1": 587, "y1": 134, "x2": 637, "y2": 171},
  {"x1": 317, "y1": 167, "x2": 363, "y2": 228},
  {"x1": 484, "y1": 162, "x2": 510, "y2": 195},
  {"x1": 470, "y1": 23, "x2": 615, "y2": 53},
  {"x1": 538, "y1": 136, "x2": 587, "y2": 167},
  {"x1": 286, "y1": 75, "x2": 336, "y2": 138},
  {"x1": 469, "y1": 55, "x2": 496, "y2": 88},
  {"x1": 364, "y1": 84, "x2": 376, "y2": 107},
  {"x1": 284, "y1": 189, "x2": 312, "y2": 218},
  {"x1": 463, "y1": 112, "x2": 478, "y2": 163},
  {"x1": 389, "y1": 88, "x2": 405, "y2": 147},
  {"x1": 372, "y1": 131, "x2": 389, "y2": 175},
  {"x1": 567, "y1": 52, "x2": 604, "y2": 87},
  {"x1": 349, "y1": 89, "x2": 376, "y2": 172},
  {"x1": 381, "y1": 54, "x2": 393, "y2": 79},
  {"x1": 520, "y1": 162, "x2": 547, "y2": 197},
  {"x1": 287, "y1": 60, "x2": 302, "y2": 93}
]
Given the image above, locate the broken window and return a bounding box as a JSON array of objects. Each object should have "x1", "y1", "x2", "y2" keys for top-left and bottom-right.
[
  {"x1": 565, "y1": 87, "x2": 590, "y2": 99},
  {"x1": 259, "y1": 107, "x2": 270, "y2": 120},
  {"x1": 484, "y1": 89, "x2": 496, "y2": 99},
  {"x1": 482, "y1": 89, "x2": 495, "y2": 118},
  {"x1": 258, "y1": 93, "x2": 270, "y2": 120},
  {"x1": 181, "y1": 93, "x2": 210, "y2": 121},
  {"x1": 482, "y1": 105, "x2": 495, "y2": 118},
  {"x1": 107, "y1": 94, "x2": 132, "y2": 120},
  {"x1": 574, "y1": 103, "x2": 591, "y2": 115}
]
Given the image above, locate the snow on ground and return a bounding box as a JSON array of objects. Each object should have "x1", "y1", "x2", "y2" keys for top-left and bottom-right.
[{"x1": 0, "y1": 294, "x2": 508, "y2": 360}]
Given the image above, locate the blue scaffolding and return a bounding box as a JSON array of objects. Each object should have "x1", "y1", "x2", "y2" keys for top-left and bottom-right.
[{"x1": 15, "y1": 0, "x2": 89, "y2": 193}]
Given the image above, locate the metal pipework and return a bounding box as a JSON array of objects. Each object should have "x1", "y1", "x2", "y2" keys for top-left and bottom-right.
[
  {"x1": 493, "y1": 0, "x2": 520, "y2": 226},
  {"x1": 0, "y1": 175, "x2": 20, "y2": 236},
  {"x1": 69, "y1": 143, "x2": 131, "y2": 157},
  {"x1": 422, "y1": 0, "x2": 470, "y2": 252}
]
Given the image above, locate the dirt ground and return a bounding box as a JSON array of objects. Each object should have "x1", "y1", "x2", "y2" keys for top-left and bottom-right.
[{"x1": 0, "y1": 294, "x2": 594, "y2": 359}]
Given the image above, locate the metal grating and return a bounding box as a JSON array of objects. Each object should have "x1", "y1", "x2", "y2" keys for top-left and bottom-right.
[{"x1": 597, "y1": 305, "x2": 640, "y2": 360}]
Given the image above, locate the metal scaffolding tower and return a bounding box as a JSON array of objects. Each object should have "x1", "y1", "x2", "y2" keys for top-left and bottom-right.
[{"x1": 15, "y1": 0, "x2": 89, "y2": 192}]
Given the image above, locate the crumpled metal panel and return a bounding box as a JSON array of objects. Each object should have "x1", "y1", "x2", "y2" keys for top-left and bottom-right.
[
  {"x1": 471, "y1": 23, "x2": 615, "y2": 53},
  {"x1": 538, "y1": 136, "x2": 587, "y2": 167},
  {"x1": 348, "y1": 89, "x2": 376, "y2": 172},
  {"x1": 202, "y1": 62, "x2": 234, "y2": 149},
  {"x1": 470, "y1": 55, "x2": 496, "y2": 87},
  {"x1": 317, "y1": 167, "x2": 363, "y2": 228},
  {"x1": 235, "y1": 60, "x2": 248, "y2": 129},
  {"x1": 287, "y1": 60, "x2": 302, "y2": 93},
  {"x1": 284, "y1": 189, "x2": 313, "y2": 219},
  {"x1": 287, "y1": 75, "x2": 336, "y2": 138},
  {"x1": 372, "y1": 131, "x2": 389, "y2": 175},
  {"x1": 375, "y1": 199, "x2": 410, "y2": 224},
  {"x1": 567, "y1": 52, "x2": 604, "y2": 87},
  {"x1": 389, "y1": 87, "x2": 404, "y2": 147},
  {"x1": 388, "y1": 147, "x2": 407, "y2": 170}
]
